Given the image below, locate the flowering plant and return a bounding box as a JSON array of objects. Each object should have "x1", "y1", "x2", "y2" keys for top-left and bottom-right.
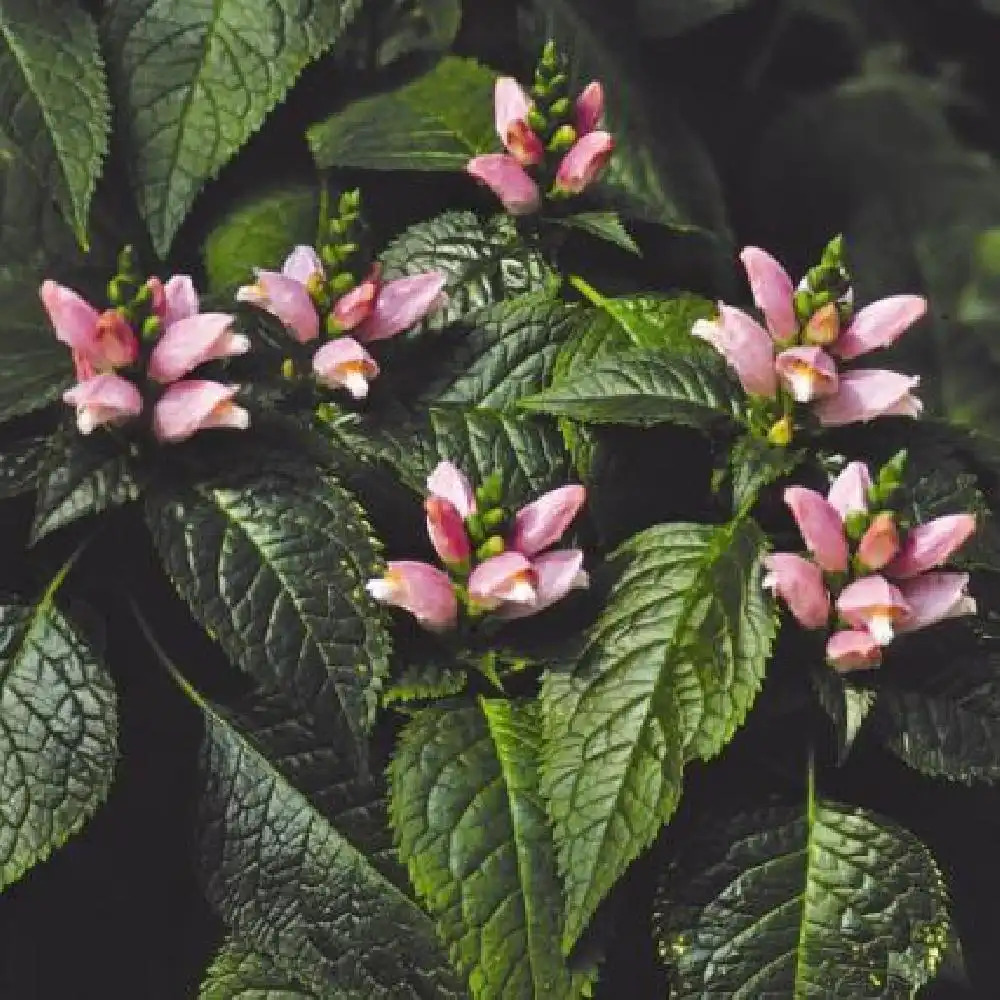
[{"x1": 3, "y1": 2, "x2": 1000, "y2": 998}]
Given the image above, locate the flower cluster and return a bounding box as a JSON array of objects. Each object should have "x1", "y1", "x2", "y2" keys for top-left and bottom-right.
[
  {"x1": 43, "y1": 255, "x2": 250, "y2": 444},
  {"x1": 466, "y1": 42, "x2": 614, "y2": 216},
  {"x1": 236, "y1": 190, "x2": 446, "y2": 399},
  {"x1": 693, "y1": 237, "x2": 927, "y2": 441},
  {"x1": 366, "y1": 460, "x2": 589, "y2": 630},
  {"x1": 764, "y1": 455, "x2": 977, "y2": 672}
]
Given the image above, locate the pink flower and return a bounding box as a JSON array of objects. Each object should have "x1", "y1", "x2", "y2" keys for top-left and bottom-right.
[
  {"x1": 826, "y1": 629, "x2": 882, "y2": 672},
  {"x1": 813, "y1": 369, "x2": 922, "y2": 426},
  {"x1": 803, "y1": 303, "x2": 840, "y2": 346},
  {"x1": 312, "y1": 337, "x2": 379, "y2": 399},
  {"x1": 553, "y1": 131, "x2": 614, "y2": 195},
  {"x1": 774, "y1": 345, "x2": 839, "y2": 403},
  {"x1": 63, "y1": 374, "x2": 142, "y2": 435},
  {"x1": 425, "y1": 496, "x2": 471, "y2": 567},
  {"x1": 692, "y1": 305, "x2": 778, "y2": 397},
  {"x1": 836, "y1": 574, "x2": 911, "y2": 645},
  {"x1": 148, "y1": 313, "x2": 248, "y2": 383},
  {"x1": 885, "y1": 514, "x2": 976, "y2": 579},
  {"x1": 739, "y1": 247, "x2": 798, "y2": 342},
  {"x1": 509, "y1": 484, "x2": 586, "y2": 556},
  {"x1": 161, "y1": 275, "x2": 201, "y2": 327},
  {"x1": 856, "y1": 512, "x2": 900, "y2": 572},
  {"x1": 763, "y1": 553, "x2": 831, "y2": 628},
  {"x1": 356, "y1": 272, "x2": 448, "y2": 344},
  {"x1": 831, "y1": 295, "x2": 927, "y2": 361},
  {"x1": 784, "y1": 486, "x2": 850, "y2": 572},
  {"x1": 468, "y1": 551, "x2": 539, "y2": 610},
  {"x1": 826, "y1": 462, "x2": 872, "y2": 520},
  {"x1": 281, "y1": 245, "x2": 324, "y2": 284},
  {"x1": 366, "y1": 561, "x2": 458, "y2": 630},
  {"x1": 427, "y1": 461, "x2": 476, "y2": 519},
  {"x1": 466, "y1": 154, "x2": 541, "y2": 215},
  {"x1": 236, "y1": 270, "x2": 320, "y2": 343},
  {"x1": 331, "y1": 271, "x2": 379, "y2": 333},
  {"x1": 152, "y1": 381, "x2": 249, "y2": 444},
  {"x1": 897, "y1": 572, "x2": 976, "y2": 633},
  {"x1": 574, "y1": 81, "x2": 605, "y2": 135},
  {"x1": 497, "y1": 549, "x2": 589, "y2": 619},
  {"x1": 494, "y1": 77, "x2": 545, "y2": 167}
]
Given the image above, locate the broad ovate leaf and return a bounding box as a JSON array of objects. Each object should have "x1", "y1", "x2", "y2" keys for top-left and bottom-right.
[
  {"x1": 103, "y1": 0, "x2": 363, "y2": 254},
  {"x1": 0, "y1": 0, "x2": 110, "y2": 244},
  {"x1": 654, "y1": 797, "x2": 952, "y2": 997},
  {"x1": 543, "y1": 518, "x2": 775, "y2": 951},
  {"x1": 391, "y1": 701, "x2": 594, "y2": 999},
  {"x1": 199, "y1": 938, "x2": 316, "y2": 999}
]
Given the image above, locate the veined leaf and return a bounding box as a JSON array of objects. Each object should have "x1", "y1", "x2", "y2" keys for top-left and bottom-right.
[
  {"x1": 200, "y1": 938, "x2": 317, "y2": 999},
  {"x1": 0, "y1": 574, "x2": 118, "y2": 889},
  {"x1": 308, "y1": 56, "x2": 496, "y2": 171},
  {"x1": 391, "y1": 701, "x2": 595, "y2": 999},
  {"x1": 379, "y1": 211, "x2": 558, "y2": 329},
  {"x1": 103, "y1": 0, "x2": 363, "y2": 255},
  {"x1": 521, "y1": 347, "x2": 744, "y2": 429},
  {"x1": 654, "y1": 795, "x2": 952, "y2": 997},
  {"x1": 542, "y1": 517, "x2": 775, "y2": 951},
  {"x1": 146, "y1": 467, "x2": 390, "y2": 753},
  {"x1": 336, "y1": 0, "x2": 462, "y2": 72},
  {"x1": 548, "y1": 211, "x2": 640, "y2": 255},
  {"x1": 382, "y1": 661, "x2": 468, "y2": 708},
  {"x1": 0, "y1": 0, "x2": 110, "y2": 244},
  {"x1": 0, "y1": 433, "x2": 50, "y2": 499}
]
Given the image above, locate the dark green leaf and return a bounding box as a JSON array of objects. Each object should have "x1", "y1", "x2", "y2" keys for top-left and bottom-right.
[
  {"x1": 0, "y1": 583, "x2": 118, "y2": 889},
  {"x1": 636, "y1": 0, "x2": 753, "y2": 37},
  {"x1": 31, "y1": 428, "x2": 140, "y2": 544},
  {"x1": 200, "y1": 939, "x2": 317, "y2": 999},
  {"x1": 522, "y1": 0, "x2": 729, "y2": 240},
  {"x1": 337, "y1": 0, "x2": 462, "y2": 71},
  {"x1": 521, "y1": 348, "x2": 744, "y2": 429},
  {"x1": 203, "y1": 184, "x2": 323, "y2": 295},
  {"x1": 0, "y1": 433, "x2": 50, "y2": 499},
  {"x1": 308, "y1": 56, "x2": 496, "y2": 171},
  {"x1": 0, "y1": 0, "x2": 110, "y2": 244},
  {"x1": 146, "y1": 467, "x2": 390, "y2": 752},
  {"x1": 547, "y1": 211, "x2": 640, "y2": 255},
  {"x1": 103, "y1": 0, "x2": 363, "y2": 254},
  {"x1": 382, "y1": 661, "x2": 468, "y2": 708},
  {"x1": 654, "y1": 797, "x2": 952, "y2": 997},
  {"x1": 379, "y1": 211, "x2": 558, "y2": 328},
  {"x1": 542, "y1": 517, "x2": 775, "y2": 951},
  {"x1": 391, "y1": 701, "x2": 594, "y2": 999},
  {"x1": 811, "y1": 667, "x2": 877, "y2": 764}
]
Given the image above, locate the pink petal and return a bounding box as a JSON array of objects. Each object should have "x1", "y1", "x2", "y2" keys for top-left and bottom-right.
[
  {"x1": 63, "y1": 374, "x2": 142, "y2": 434},
  {"x1": 774, "y1": 345, "x2": 839, "y2": 402},
  {"x1": 466, "y1": 154, "x2": 541, "y2": 215},
  {"x1": 813, "y1": 369, "x2": 922, "y2": 426},
  {"x1": 832, "y1": 295, "x2": 927, "y2": 360},
  {"x1": 366, "y1": 561, "x2": 457, "y2": 630},
  {"x1": 494, "y1": 77, "x2": 534, "y2": 145},
  {"x1": 505, "y1": 120, "x2": 545, "y2": 168},
  {"x1": 739, "y1": 247, "x2": 797, "y2": 342},
  {"x1": 692, "y1": 306, "x2": 777, "y2": 397},
  {"x1": 826, "y1": 629, "x2": 882, "y2": 672},
  {"x1": 468, "y1": 551, "x2": 537, "y2": 609},
  {"x1": 426, "y1": 461, "x2": 476, "y2": 518},
  {"x1": 425, "y1": 496, "x2": 472, "y2": 567},
  {"x1": 554, "y1": 131, "x2": 614, "y2": 195},
  {"x1": 163, "y1": 275, "x2": 200, "y2": 327},
  {"x1": 331, "y1": 276, "x2": 379, "y2": 333},
  {"x1": 356, "y1": 271, "x2": 448, "y2": 343},
  {"x1": 885, "y1": 514, "x2": 977, "y2": 579},
  {"x1": 282, "y1": 245, "x2": 324, "y2": 284},
  {"x1": 510, "y1": 484, "x2": 586, "y2": 556},
  {"x1": 498, "y1": 549, "x2": 589, "y2": 620},
  {"x1": 40, "y1": 279, "x2": 99, "y2": 353},
  {"x1": 574, "y1": 81, "x2": 605, "y2": 135},
  {"x1": 148, "y1": 313, "x2": 248, "y2": 383},
  {"x1": 93, "y1": 309, "x2": 140, "y2": 369},
  {"x1": 856, "y1": 512, "x2": 900, "y2": 572},
  {"x1": 312, "y1": 336, "x2": 379, "y2": 399},
  {"x1": 826, "y1": 462, "x2": 872, "y2": 520},
  {"x1": 784, "y1": 486, "x2": 849, "y2": 572},
  {"x1": 236, "y1": 271, "x2": 319, "y2": 343},
  {"x1": 836, "y1": 574, "x2": 911, "y2": 644},
  {"x1": 803, "y1": 303, "x2": 840, "y2": 346},
  {"x1": 762, "y1": 552, "x2": 831, "y2": 628},
  {"x1": 897, "y1": 572, "x2": 976, "y2": 633},
  {"x1": 152, "y1": 381, "x2": 249, "y2": 444}
]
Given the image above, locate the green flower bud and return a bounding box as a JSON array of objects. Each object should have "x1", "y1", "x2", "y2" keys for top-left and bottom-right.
[
  {"x1": 793, "y1": 289, "x2": 814, "y2": 321},
  {"x1": 132, "y1": 281, "x2": 153, "y2": 307},
  {"x1": 767, "y1": 416, "x2": 793, "y2": 446},
  {"x1": 481, "y1": 507, "x2": 507, "y2": 531},
  {"x1": 821, "y1": 234, "x2": 844, "y2": 267},
  {"x1": 107, "y1": 277, "x2": 127, "y2": 306},
  {"x1": 844, "y1": 509, "x2": 868, "y2": 541},
  {"x1": 116, "y1": 245, "x2": 136, "y2": 277},
  {"x1": 476, "y1": 535, "x2": 506, "y2": 561},
  {"x1": 281, "y1": 357, "x2": 296, "y2": 379},
  {"x1": 541, "y1": 40, "x2": 559, "y2": 69},
  {"x1": 476, "y1": 471, "x2": 504, "y2": 507},
  {"x1": 548, "y1": 124, "x2": 577, "y2": 152},
  {"x1": 329, "y1": 272, "x2": 356, "y2": 295},
  {"x1": 526, "y1": 108, "x2": 547, "y2": 132},
  {"x1": 465, "y1": 512, "x2": 485, "y2": 544},
  {"x1": 141, "y1": 315, "x2": 161, "y2": 340},
  {"x1": 549, "y1": 97, "x2": 571, "y2": 119}
]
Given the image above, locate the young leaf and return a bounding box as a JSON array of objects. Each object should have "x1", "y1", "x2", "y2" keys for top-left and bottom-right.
[
  {"x1": 0, "y1": 0, "x2": 110, "y2": 245},
  {"x1": 102, "y1": 0, "x2": 364, "y2": 255},
  {"x1": 391, "y1": 701, "x2": 595, "y2": 999},
  {"x1": 146, "y1": 467, "x2": 390, "y2": 753},
  {"x1": 308, "y1": 56, "x2": 496, "y2": 171},
  {"x1": 379, "y1": 211, "x2": 558, "y2": 329},
  {"x1": 0, "y1": 433, "x2": 50, "y2": 499},
  {"x1": 547, "y1": 212, "x2": 641, "y2": 255},
  {"x1": 30, "y1": 428, "x2": 140, "y2": 544},
  {"x1": 0, "y1": 580, "x2": 118, "y2": 889},
  {"x1": 200, "y1": 938, "x2": 316, "y2": 999},
  {"x1": 542, "y1": 517, "x2": 775, "y2": 952},
  {"x1": 521, "y1": 348, "x2": 745, "y2": 429},
  {"x1": 654, "y1": 797, "x2": 952, "y2": 996},
  {"x1": 382, "y1": 660, "x2": 468, "y2": 708}
]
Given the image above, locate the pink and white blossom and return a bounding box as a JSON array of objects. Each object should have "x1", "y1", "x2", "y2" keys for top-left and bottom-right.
[
  {"x1": 63, "y1": 374, "x2": 142, "y2": 435},
  {"x1": 366, "y1": 561, "x2": 458, "y2": 630},
  {"x1": 152, "y1": 381, "x2": 249, "y2": 444}
]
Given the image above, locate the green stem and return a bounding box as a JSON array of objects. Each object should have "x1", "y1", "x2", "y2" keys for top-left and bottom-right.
[{"x1": 129, "y1": 600, "x2": 209, "y2": 712}]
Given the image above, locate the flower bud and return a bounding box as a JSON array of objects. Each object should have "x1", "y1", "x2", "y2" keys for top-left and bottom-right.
[
  {"x1": 856, "y1": 511, "x2": 900, "y2": 571},
  {"x1": 476, "y1": 535, "x2": 506, "y2": 561},
  {"x1": 549, "y1": 97, "x2": 571, "y2": 118},
  {"x1": 843, "y1": 509, "x2": 868, "y2": 541},
  {"x1": 548, "y1": 124, "x2": 577, "y2": 152},
  {"x1": 767, "y1": 416, "x2": 793, "y2": 446},
  {"x1": 329, "y1": 272, "x2": 356, "y2": 296},
  {"x1": 482, "y1": 507, "x2": 507, "y2": 531},
  {"x1": 281, "y1": 357, "x2": 296, "y2": 378},
  {"x1": 141, "y1": 315, "x2": 161, "y2": 340},
  {"x1": 793, "y1": 289, "x2": 813, "y2": 321},
  {"x1": 476, "y1": 472, "x2": 503, "y2": 508},
  {"x1": 526, "y1": 108, "x2": 547, "y2": 132},
  {"x1": 803, "y1": 302, "x2": 840, "y2": 345},
  {"x1": 425, "y1": 496, "x2": 472, "y2": 568}
]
